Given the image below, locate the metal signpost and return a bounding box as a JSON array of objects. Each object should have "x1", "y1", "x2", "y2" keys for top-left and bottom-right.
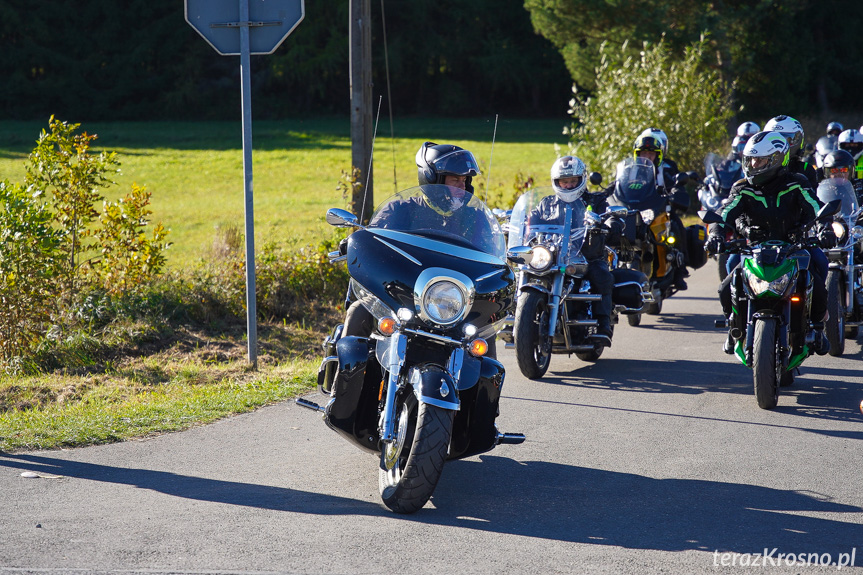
[{"x1": 185, "y1": 0, "x2": 304, "y2": 367}]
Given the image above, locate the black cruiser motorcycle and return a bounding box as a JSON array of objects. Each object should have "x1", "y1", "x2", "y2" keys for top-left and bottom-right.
[
  {"x1": 505, "y1": 186, "x2": 647, "y2": 378},
  {"x1": 297, "y1": 185, "x2": 524, "y2": 514},
  {"x1": 816, "y1": 178, "x2": 863, "y2": 356},
  {"x1": 608, "y1": 157, "x2": 706, "y2": 325}
]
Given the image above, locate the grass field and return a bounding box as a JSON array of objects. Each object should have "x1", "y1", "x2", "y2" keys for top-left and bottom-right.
[{"x1": 0, "y1": 116, "x2": 573, "y2": 268}]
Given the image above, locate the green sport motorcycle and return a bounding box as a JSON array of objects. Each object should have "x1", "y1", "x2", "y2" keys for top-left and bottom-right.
[{"x1": 701, "y1": 201, "x2": 840, "y2": 410}]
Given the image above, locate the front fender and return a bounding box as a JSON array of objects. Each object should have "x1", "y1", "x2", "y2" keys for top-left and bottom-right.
[
  {"x1": 409, "y1": 365, "x2": 460, "y2": 411},
  {"x1": 520, "y1": 282, "x2": 551, "y2": 296}
]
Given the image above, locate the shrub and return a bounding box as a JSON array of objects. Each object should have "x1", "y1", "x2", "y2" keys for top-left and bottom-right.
[{"x1": 565, "y1": 36, "x2": 736, "y2": 182}]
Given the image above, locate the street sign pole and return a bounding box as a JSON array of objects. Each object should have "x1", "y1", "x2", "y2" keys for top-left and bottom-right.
[
  {"x1": 239, "y1": 0, "x2": 258, "y2": 368},
  {"x1": 185, "y1": 0, "x2": 304, "y2": 369}
]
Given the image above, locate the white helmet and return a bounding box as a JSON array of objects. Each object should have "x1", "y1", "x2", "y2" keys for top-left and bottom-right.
[
  {"x1": 741, "y1": 131, "x2": 789, "y2": 186},
  {"x1": 736, "y1": 122, "x2": 760, "y2": 138},
  {"x1": 764, "y1": 115, "x2": 804, "y2": 157},
  {"x1": 639, "y1": 127, "x2": 668, "y2": 157},
  {"x1": 551, "y1": 156, "x2": 588, "y2": 202},
  {"x1": 838, "y1": 129, "x2": 863, "y2": 161}
]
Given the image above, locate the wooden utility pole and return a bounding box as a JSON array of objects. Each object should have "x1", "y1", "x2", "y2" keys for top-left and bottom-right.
[{"x1": 350, "y1": 0, "x2": 373, "y2": 223}]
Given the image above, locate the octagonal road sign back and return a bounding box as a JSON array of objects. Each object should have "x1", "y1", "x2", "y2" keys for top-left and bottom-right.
[{"x1": 185, "y1": 0, "x2": 304, "y2": 55}]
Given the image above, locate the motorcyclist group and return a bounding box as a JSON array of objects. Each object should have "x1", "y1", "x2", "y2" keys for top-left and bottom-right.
[{"x1": 340, "y1": 115, "x2": 862, "y2": 366}]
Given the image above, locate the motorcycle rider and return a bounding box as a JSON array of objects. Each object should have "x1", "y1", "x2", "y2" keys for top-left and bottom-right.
[
  {"x1": 705, "y1": 131, "x2": 835, "y2": 355},
  {"x1": 737, "y1": 121, "x2": 761, "y2": 140},
  {"x1": 837, "y1": 129, "x2": 863, "y2": 182},
  {"x1": 342, "y1": 142, "x2": 500, "y2": 354},
  {"x1": 526, "y1": 156, "x2": 619, "y2": 346},
  {"x1": 764, "y1": 115, "x2": 818, "y2": 187},
  {"x1": 729, "y1": 122, "x2": 760, "y2": 161},
  {"x1": 633, "y1": 133, "x2": 691, "y2": 290},
  {"x1": 823, "y1": 149, "x2": 863, "y2": 200},
  {"x1": 827, "y1": 122, "x2": 844, "y2": 138}
]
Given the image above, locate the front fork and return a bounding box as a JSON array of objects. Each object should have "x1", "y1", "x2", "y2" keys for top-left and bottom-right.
[
  {"x1": 378, "y1": 333, "x2": 464, "y2": 444},
  {"x1": 379, "y1": 333, "x2": 407, "y2": 443}
]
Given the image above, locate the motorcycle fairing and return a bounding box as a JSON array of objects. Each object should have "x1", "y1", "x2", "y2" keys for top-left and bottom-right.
[
  {"x1": 448, "y1": 356, "x2": 505, "y2": 460},
  {"x1": 324, "y1": 336, "x2": 381, "y2": 453},
  {"x1": 347, "y1": 230, "x2": 514, "y2": 332}
]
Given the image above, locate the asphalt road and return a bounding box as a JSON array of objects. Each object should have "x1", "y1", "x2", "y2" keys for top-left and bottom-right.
[{"x1": 2, "y1": 262, "x2": 863, "y2": 574}]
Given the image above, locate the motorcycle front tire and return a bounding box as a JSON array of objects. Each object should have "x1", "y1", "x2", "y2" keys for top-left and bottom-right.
[
  {"x1": 826, "y1": 271, "x2": 845, "y2": 357},
  {"x1": 514, "y1": 290, "x2": 552, "y2": 379},
  {"x1": 752, "y1": 318, "x2": 779, "y2": 410},
  {"x1": 379, "y1": 393, "x2": 453, "y2": 514}
]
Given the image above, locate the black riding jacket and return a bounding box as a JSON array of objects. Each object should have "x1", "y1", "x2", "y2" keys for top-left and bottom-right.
[{"x1": 711, "y1": 170, "x2": 822, "y2": 241}]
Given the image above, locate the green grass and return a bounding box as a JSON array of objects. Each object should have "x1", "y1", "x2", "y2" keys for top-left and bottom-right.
[
  {"x1": 0, "y1": 116, "x2": 572, "y2": 269},
  {"x1": 0, "y1": 356, "x2": 318, "y2": 452}
]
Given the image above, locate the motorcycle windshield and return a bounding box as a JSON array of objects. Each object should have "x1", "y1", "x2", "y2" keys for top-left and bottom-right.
[
  {"x1": 817, "y1": 178, "x2": 859, "y2": 217},
  {"x1": 367, "y1": 185, "x2": 506, "y2": 258},
  {"x1": 507, "y1": 186, "x2": 586, "y2": 261},
  {"x1": 612, "y1": 157, "x2": 662, "y2": 211}
]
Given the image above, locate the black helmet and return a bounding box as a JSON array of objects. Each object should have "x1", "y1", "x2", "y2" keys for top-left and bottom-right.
[
  {"x1": 416, "y1": 142, "x2": 480, "y2": 192},
  {"x1": 822, "y1": 149, "x2": 855, "y2": 180},
  {"x1": 633, "y1": 135, "x2": 663, "y2": 168}
]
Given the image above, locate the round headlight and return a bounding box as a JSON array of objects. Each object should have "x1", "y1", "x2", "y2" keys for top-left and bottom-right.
[
  {"x1": 529, "y1": 246, "x2": 553, "y2": 271},
  {"x1": 832, "y1": 221, "x2": 847, "y2": 240},
  {"x1": 423, "y1": 281, "x2": 466, "y2": 324}
]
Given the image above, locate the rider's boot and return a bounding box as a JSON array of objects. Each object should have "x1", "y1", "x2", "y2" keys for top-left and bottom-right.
[
  {"x1": 591, "y1": 316, "x2": 613, "y2": 347},
  {"x1": 810, "y1": 321, "x2": 830, "y2": 356},
  {"x1": 673, "y1": 266, "x2": 688, "y2": 291}
]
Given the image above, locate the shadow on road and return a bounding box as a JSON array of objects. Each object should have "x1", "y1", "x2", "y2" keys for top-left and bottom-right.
[
  {"x1": 531, "y1": 358, "x2": 863, "y2": 427},
  {"x1": 428, "y1": 455, "x2": 863, "y2": 562},
  {"x1": 0, "y1": 452, "x2": 383, "y2": 516},
  {"x1": 2, "y1": 450, "x2": 859, "y2": 563}
]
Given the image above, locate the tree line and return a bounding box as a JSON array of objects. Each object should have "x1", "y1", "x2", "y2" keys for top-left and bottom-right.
[{"x1": 1, "y1": 0, "x2": 861, "y2": 123}]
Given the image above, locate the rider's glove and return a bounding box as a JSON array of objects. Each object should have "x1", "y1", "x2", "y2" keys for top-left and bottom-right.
[
  {"x1": 742, "y1": 225, "x2": 768, "y2": 243},
  {"x1": 817, "y1": 224, "x2": 838, "y2": 249},
  {"x1": 704, "y1": 234, "x2": 725, "y2": 256}
]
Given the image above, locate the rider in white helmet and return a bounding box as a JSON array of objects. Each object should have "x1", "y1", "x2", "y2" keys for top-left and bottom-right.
[
  {"x1": 705, "y1": 131, "x2": 833, "y2": 355},
  {"x1": 526, "y1": 156, "x2": 619, "y2": 345},
  {"x1": 764, "y1": 115, "x2": 817, "y2": 186}
]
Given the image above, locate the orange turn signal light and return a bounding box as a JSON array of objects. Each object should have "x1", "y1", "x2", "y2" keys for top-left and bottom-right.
[
  {"x1": 468, "y1": 338, "x2": 488, "y2": 357},
  {"x1": 378, "y1": 317, "x2": 397, "y2": 335},
  {"x1": 790, "y1": 296, "x2": 801, "y2": 303}
]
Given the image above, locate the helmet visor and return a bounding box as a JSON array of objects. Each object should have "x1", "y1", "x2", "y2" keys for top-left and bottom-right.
[
  {"x1": 431, "y1": 149, "x2": 481, "y2": 178},
  {"x1": 828, "y1": 166, "x2": 851, "y2": 180},
  {"x1": 777, "y1": 131, "x2": 803, "y2": 151}
]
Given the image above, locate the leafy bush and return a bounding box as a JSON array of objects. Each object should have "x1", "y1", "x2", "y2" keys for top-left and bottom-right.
[
  {"x1": 565, "y1": 37, "x2": 736, "y2": 182},
  {"x1": 0, "y1": 118, "x2": 170, "y2": 367},
  {"x1": 0, "y1": 181, "x2": 63, "y2": 362}
]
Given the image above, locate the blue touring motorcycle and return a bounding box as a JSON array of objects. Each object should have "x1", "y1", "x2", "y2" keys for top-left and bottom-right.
[{"x1": 297, "y1": 185, "x2": 524, "y2": 513}]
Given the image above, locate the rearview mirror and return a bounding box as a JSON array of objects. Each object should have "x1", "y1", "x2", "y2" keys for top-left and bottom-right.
[
  {"x1": 326, "y1": 208, "x2": 362, "y2": 228},
  {"x1": 506, "y1": 245, "x2": 533, "y2": 266},
  {"x1": 589, "y1": 172, "x2": 603, "y2": 186}
]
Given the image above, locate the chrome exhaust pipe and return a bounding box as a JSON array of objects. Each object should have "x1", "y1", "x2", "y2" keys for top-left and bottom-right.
[{"x1": 496, "y1": 432, "x2": 526, "y2": 445}]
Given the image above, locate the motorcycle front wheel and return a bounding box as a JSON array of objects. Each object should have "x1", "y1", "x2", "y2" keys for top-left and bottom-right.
[
  {"x1": 826, "y1": 271, "x2": 845, "y2": 357},
  {"x1": 752, "y1": 318, "x2": 779, "y2": 410},
  {"x1": 514, "y1": 291, "x2": 551, "y2": 379},
  {"x1": 379, "y1": 392, "x2": 453, "y2": 514}
]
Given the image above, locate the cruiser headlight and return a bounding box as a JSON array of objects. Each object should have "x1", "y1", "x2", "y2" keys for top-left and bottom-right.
[
  {"x1": 744, "y1": 269, "x2": 792, "y2": 296},
  {"x1": 423, "y1": 281, "x2": 466, "y2": 324},
  {"x1": 529, "y1": 246, "x2": 553, "y2": 271},
  {"x1": 832, "y1": 221, "x2": 846, "y2": 240}
]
